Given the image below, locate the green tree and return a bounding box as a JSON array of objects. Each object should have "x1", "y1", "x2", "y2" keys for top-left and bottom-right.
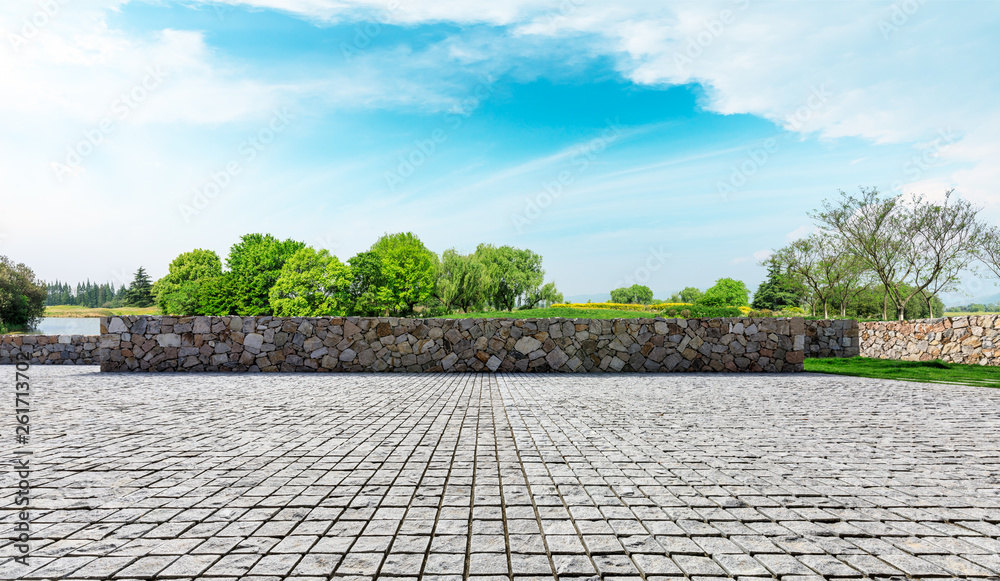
[
  {"x1": 610, "y1": 287, "x2": 630, "y2": 303},
  {"x1": 610, "y1": 284, "x2": 653, "y2": 304},
  {"x1": 699, "y1": 278, "x2": 750, "y2": 307},
  {"x1": 226, "y1": 234, "x2": 306, "y2": 316},
  {"x1": 124, "y1": 267, "x2": 154, "y2": 307},
  {"x1": 347, "y1": 250, "x2": 392, "y2": 316},
  {"x1": 269, "y1": 247, "x2": 353, "y2": 316},
  {"x1": 523, "y1": 281, "x2": 564, "y2": 309},
  {"x1": 670, "y1": 286, "x2": 703, "y2": 303},
  {"x1": 752, "y1": 256, "x2": 806, "y2": 310},
  {"x1": 474, "y1": 244, "x2": 544, "y2": 311},
  {"x1": 812, "y1": 187, "x2": 984, "y2": 321},
  {"x1": 371, "y1": 232, "x2": 438, "y2": 315},
  {"x1": 436, "y1": 249, "x2": 488, "y2": 313},
  {"x1": 981, "y1": 226, "x2": 1000, "y2": 280},
  {"x1": 0, "y1": 256, "x2": 47, "y2": 329},
  {"x1": 152, "y1": 249, "x2": 223, "y2": 315},
  {"x1": 196, "y1": 273, "x2": 239, "y2": 316}
]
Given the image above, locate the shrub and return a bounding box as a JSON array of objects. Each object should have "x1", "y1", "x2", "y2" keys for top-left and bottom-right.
[
  {"x1": 699, "y1": 278, "x2": 750, "y2": 307},
  {"x1": 659, "y1": 305, "x2": 743, "y2": 318},
  {"x1": 553, "y1": 302, "x2": 692, "y2": 312}
]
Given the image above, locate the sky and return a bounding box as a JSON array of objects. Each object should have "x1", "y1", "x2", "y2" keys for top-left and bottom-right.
[{"x1": 1, "y1": 0, "x2": 999, "y2": 303}]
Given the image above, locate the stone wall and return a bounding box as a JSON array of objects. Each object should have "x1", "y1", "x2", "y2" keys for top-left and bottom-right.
[
  {"x1": 99, "y1": 315, "x2": 806, "y2": 373},
  {"x1": 803, "y1": 319, "x2": 860, "y2": 358},
  {"x1": 0, "y1": 334, "x2": 100, "y2": 364},
  {"x1": 861, "y1": 315, "x2": 1000, "y2": 366}
]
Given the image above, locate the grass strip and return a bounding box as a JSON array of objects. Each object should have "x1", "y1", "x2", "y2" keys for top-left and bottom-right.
[{"x1": 804, "y1": 356, "x2": 1000, "y2": 388}]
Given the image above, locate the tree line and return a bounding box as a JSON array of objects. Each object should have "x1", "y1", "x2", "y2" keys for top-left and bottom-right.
[
  {"x1": 44, "y1": 280, "x2": 128, "y2": 308},
  {"x1": 151, "y1": 232, "x2": 564, "y2": 317},
  {"x1": 759, "y1": 188, "x2": 999, "y2": 320}
]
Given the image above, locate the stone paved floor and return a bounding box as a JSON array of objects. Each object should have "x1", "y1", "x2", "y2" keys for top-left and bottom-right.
[{"x1": 2, "y1": 367, "x2": 1000, "y2": 580}]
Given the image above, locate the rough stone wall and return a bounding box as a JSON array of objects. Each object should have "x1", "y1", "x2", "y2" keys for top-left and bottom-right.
[
  {"x1": 803, "y1": 319, "x2": 860, "y2": 358},
  {"x1": 0, "y1": 334, "x2": 100, "y2": 364},
  {"x1": 99, "y1": 316, "x2": 806, "y2": 373},
  {"x1": 861, "y1": 316, "x2": 1000, "y2": 366}
]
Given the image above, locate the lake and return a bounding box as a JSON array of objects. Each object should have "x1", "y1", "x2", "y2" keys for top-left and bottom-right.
[{"x1": 23, "y1": 317, "x2": 101, "y2": 335}]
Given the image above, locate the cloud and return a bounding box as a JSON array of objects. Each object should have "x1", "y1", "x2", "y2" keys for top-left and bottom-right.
[
  {"x1": 732, "y1": 248, "x2": 772, "y2": 265},
  {"x1": 785, "y1": 224, "x2": 814, "y2": 242},
  {"x1": 195, "y1": 0, "x2": 1000, "y2": 216}
]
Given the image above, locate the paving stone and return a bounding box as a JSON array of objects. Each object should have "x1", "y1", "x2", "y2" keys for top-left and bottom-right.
[
  {"x1": 156, "y1": 553, "x2": 220, "y2": 577},
  {"x1": 65, "y1": 556, "x2": 134, "y2": 578},
  {"x1": 24, "y1": 556, "x2": 95, "y2": 578},
  {"x1": 203, "y1": 553, "x2": 261, "y2": 576},
  {"x1": 13, "y1": 368, "x2": 1000, "y2": 581},
  {"x1": 672, "y1": 555, "x2": 728, "y2": 576}
]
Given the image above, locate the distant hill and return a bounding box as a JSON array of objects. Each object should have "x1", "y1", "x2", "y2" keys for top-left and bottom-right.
[{"x1": 944, "y1": 290, "x2": 1000, "y2": 309}]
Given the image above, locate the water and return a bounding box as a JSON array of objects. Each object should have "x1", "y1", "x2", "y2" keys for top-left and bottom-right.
[{"x1": 23, "y1": 317, "x2": 101, "y2": 335}]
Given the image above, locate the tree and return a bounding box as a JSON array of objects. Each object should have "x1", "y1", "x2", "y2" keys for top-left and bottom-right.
[
  {"x1": 196, "y1": 273, "x2": 239, "y2": 316},
  {"x1": 226, "y1": 234, "x2": 306, "y2": 316},
  {"x1": 152, "y1": 249, "x2": 223, "y2": 315},
  {"x1": 813, "y1": 187, "x2": 909, "y2": 320},
  {"x1": 436, "y1": 249, "x2": 488, "y2": 313},
  {"x1": 699, "y1": 278, "x2": 750, "y2": 307},
  {"x1": 675, "y1": 287, "x2": 703, "y2": 303},
  {"x1": 905, "y1": 191, "x2": 985, "y2": 318},
  {"x1": 751, "y1": 256, "x2": 806, "y2": 310},
  {"x1": 269, "y1": 247, "x2": 352, "y2": 316},
  {"x1": 773, "y1": 233, "x2": 852, "y2": 318},
  {"x1": 610, "y1": 284, "x2": 653, "y2": 304},
  {"x1": 474, "y1": 244, "x2": 544, "y2": 311},
  {"x1": 347, "y1": 250, "x2": 392, "y2": 316},
  {"x1": 124, "y1": 267, "x2": 154, "y2": 307},
  {"x1": 371, "y1": 232, "x2": 438, "y2": 315},
  {"x1": 0, "y1": 256, "x2": 47, "y2": 328},
  {"x1": 814, "y1": 187, "x2": 987, "y2": 321},
  {"x1": 828, "y1": 253, "x2": 871, "y2": 317},
  {"x1": 523, "y1": 281, "x2": 564, "y2": 309},
  {"x1": 981, "y1": 226, "x2": 1000, "y2": 280}
]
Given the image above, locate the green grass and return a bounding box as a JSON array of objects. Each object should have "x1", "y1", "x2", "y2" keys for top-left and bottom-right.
[
  {"x1": 943, "y1": 311, "x2": 999, "y2": 316},
  {"x1": 44, "y1": 305, "x2": 161, "y2": 318},
  {"x1": 805, "y1": 356, "x2": 1000, "y2": 388},
  {"x1": 436, "y1": 307, "x2": 659, "y2": 320}
]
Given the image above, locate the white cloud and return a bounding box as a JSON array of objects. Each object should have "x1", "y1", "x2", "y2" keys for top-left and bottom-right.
[
  {"x1": 202, "y1": 0, "x2": 1000, "y2": 217},
  {"x1": 3, "y1": 0, "x2": 999, "y2": 288},
  {"x1": 785, "y1": 224, "x2": 813, "y2": 242},
  {"x1": 732, "y1": 248, "x2": 772, "y2": 265}
]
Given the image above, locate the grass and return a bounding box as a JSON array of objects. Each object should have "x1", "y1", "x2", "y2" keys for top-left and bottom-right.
[
  {"x1": 437, "y1": 307, "x2": 660, "y2": 320},
  {"x1": 805, "y1": 356, "x2": 1000, "y2": 388},
  {"x1": 943, "y1": 311, "x2": 1000, "y2": 316},
  {"x1": 44, "y1": 305, "x2": 161, "y2": 318}
]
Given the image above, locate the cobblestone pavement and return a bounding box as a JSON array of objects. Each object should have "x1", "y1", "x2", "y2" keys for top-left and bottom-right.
[{"x1": 2, "y1": 367, "x2": 1000, "y2": 580}]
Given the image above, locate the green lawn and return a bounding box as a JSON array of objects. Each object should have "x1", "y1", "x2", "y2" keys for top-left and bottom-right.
[
  {"x1": 44, "y1": 305, "x2": 161, "y2": 318},
  {"x1": 437, "y1": 307, "x2": 659, "y2": 320},
  {"x1": 805, "y1": 357, "x2": 1000, "y2": 388}
]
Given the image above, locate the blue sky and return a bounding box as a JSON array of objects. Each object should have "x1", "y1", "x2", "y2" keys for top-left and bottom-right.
[{"x1": 1, "y1": 0, "x2": 998, "y2": 302}]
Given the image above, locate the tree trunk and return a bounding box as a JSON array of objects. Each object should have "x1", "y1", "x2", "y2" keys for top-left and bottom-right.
[
  {"x1": 883, "y1": 291, "x2": 888, "y2": 321},
  {"x1": 823, "y1": 300, "x2": 829, "y2": 319},
  {"x1": 926, "y1": 293, "x2": 933, "y2": 318}
]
